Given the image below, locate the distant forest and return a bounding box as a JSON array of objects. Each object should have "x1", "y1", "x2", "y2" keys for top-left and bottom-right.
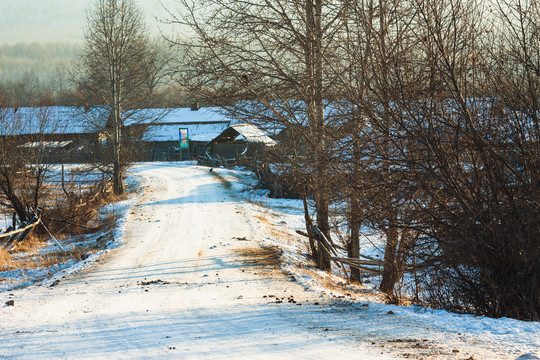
[
  {"x1": 0, "y1": 42, "x2": 79, "y2": 81},
  {"x1": 0, "y1": 42, "x2": 186, "y2": 108}
]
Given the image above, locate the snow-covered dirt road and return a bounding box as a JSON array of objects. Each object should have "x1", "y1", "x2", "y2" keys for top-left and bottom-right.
[
  {"x1": 2, "y1": 163, "x2": 538, "y2": 360},
  {"x1": 0, "y1": 164, "x2": 393, "y2": 359}
]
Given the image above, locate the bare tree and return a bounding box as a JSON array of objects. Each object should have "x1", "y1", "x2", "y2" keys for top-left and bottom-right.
[
  {"x1": 0, "y1": 105, "x2": 59, "y2": 225},
  {"x1": 327, "y1": 0, "x2": 421, "y2": 293},
  {"x1": 74, "y1": 0, "x2": 168, "y2": 195},
  {"x1": 165, "y1": 0, "x2": 538, "y2": 319},
  {"x1": 369, "y1": 0, "x2": 539, "y2": 319},
  {"x1": 166, "y1": 0, "x2": 346, "y2": 270}
]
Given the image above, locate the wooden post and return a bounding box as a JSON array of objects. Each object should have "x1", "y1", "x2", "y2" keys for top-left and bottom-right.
[{"x1": 61, "y1": 163, "x2": 65, "y2": 189}]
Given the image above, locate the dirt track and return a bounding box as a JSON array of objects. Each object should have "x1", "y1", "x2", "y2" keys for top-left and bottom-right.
[{"x1": 0, "y1": 163, "x2": 390, "y2": 359}]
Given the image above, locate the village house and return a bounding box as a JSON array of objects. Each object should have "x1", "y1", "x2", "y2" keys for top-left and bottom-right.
[
  {"x1": 0, "y1": 106, "x2": 101, "y2": 163},
  {"x1": 0, "y1": 106, "x2": 235, "y2": 163},
  {"x1": 130, "y1": 107, "x2": 232, "y2": 161},
  {"x1": 204, "y1": 123, "x2": 277, "y2": 165}
]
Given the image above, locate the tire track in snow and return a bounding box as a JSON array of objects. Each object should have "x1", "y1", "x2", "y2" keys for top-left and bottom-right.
[{"x1": 0, "y1": 163, "x2": 393, "y2": 360}]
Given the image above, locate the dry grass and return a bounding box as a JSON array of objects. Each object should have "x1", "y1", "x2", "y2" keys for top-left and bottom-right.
[
  {"x1": 10, "y1": 233, "x2": 46, "y2": 253},
  {"x1": 18, "y1": 254, "x2": 65, "y2": 269},
  {"x1": 101, "y1": 211, "x2": 118, "y2": 228},
  {"x1": 0, "y1": 177, "x2": 129, "y2": 294},
  {"x1": 5, "y1": 247, "x2": 62, "y2": 270},
  {"x1": 39, "y1": 249, "x2": 84, "y2": 266},
  {"x1": 0, "y1": 247, "x2": 12, "y2": 270},
  {"x1": 0, "y1": 181, "x2": 120, "y2": 275},
  {"x1": 44, "y1": 180, "x2": 121, "y2": 235},
  {"x1": 254, "y1": 214, "x2": 271, "y2": 225},
  {"x1": 235, "y1": 246, "x2": 282, "y2": 270},
  {"x1": 5, "y1": 242, "x2": 99, "y2": 271}
]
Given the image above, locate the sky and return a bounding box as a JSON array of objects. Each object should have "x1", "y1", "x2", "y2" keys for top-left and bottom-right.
[{"x1": 0, "y1": 0, "x2": 183, "y2": 45}]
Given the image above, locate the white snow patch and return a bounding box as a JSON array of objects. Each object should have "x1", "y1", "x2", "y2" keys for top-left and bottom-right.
[
  {"x1": 0, "y1": 163, "x2": 536, "y2": 360},
  {"x1": 214, "y1": 164, "x2": 540, "y2": 360}
]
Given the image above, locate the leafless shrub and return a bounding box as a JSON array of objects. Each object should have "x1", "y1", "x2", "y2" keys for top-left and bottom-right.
[
  {"x1": 165, "y1": 0, "x2": 539, "y2": 320},
  {"x1": 72, "y1": 0, "x2": 171, "y2": 195},
  {"x1": 0, "y1": 105, "x2": 60, "y2": 224}
]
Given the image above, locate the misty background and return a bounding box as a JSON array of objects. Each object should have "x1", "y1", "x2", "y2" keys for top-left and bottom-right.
[{"x1": 0, "y1": 0, "x2": 182, "y2": 81}]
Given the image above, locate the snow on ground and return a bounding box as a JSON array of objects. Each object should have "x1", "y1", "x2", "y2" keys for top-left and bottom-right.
[
  {"x1": 0, "y1": 166, "x2": 141, "y2": 293},
  {"x1": 211, "y1": 165, "x2": 540, "y2": 360},
  {"x1": 0, "y1": 163, "x2": 537, "y2": 359},
  {"x1": 0, "y1": 163, "x2": 395, "y2": 360}
]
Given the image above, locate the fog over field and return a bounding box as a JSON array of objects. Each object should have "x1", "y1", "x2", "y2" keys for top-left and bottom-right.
[
  {"x1": 0, "y1": 0, "x2": 182, "y2": 80},
  {"x1": 0, "y1": 1, "x2": 85, "y2": 44},
  {"x1": 0, "y1": 0, "x2": 181, "y2": 44}
]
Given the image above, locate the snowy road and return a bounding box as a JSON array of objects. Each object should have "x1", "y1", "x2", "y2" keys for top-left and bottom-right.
[{"x1": 0, "y1": 164, "x2": 392, "y2": 359}]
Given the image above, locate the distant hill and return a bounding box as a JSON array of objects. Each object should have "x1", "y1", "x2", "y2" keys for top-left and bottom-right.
[{"x1": 0, "y1": 42, "x2": 80, "y2": 81}]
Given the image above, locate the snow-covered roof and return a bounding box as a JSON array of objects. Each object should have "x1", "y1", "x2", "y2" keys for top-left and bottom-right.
[
  {"x1": 210, "y1": 124, "x2": 277, "y2": 146},
  {"x1": 233, "y1": 124, "x2": 277, "y2": 145},
  {"x1": 137, "y1": 107, "x2": 235, "y2": 143},
  {"x1": 0, "y1": 106, "x2": 234, "y2": 137},
  {"x1": 134, "y1": 107, "x2": 231, "y2": 125},
  {"x1": 0, "y1": 107, "x2": 94, "y2": 136},
  {"x1": 142, "y1": 123, "x2": 230, "y2": 143}
]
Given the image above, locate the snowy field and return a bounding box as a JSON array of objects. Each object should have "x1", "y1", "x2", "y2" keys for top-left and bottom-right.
[
  {"x1": 0, "y1": 162, "x2": 538, "y2": 359},
  {"x1": 0, "y1": 163, "x2": 132, "y2": 292}
]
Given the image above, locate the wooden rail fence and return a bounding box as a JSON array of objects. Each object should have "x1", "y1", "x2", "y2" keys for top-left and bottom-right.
[
  {"x1": 304, "y1": 224, "x2": 384, "y2": 276},
  {"x1": 0, "y1": 210, "x2": 42, "y2": 250}
]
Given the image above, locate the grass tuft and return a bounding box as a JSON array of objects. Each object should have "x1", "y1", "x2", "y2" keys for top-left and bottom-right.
[
  {"x1": 0, "y1": 247, "x2": 12, "y2": 270},
  {"x1": 10, "y1": 233, "x2": 46, "y2": 253}
]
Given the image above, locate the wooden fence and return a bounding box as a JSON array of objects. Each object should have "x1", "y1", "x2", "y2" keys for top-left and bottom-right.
[
  {"x1": 305, "y1": 224, "x2": 384, "y2": 277},
  {"x1": 0, "y1": 210, "x2": 41, "y2": 250}
]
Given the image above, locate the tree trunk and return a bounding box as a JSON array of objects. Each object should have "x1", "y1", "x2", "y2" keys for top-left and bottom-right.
[
  {"x1": 305, "y1": 0, "x2": 331, "y2": 272},
  {"x1": 113, "y1": 122, "x2": 124, "y2": 195},
  {"x1": 377, "y1": 0, "x2": 398, "y2": 297},
  {"x1": 349, "y1": 105, "x2": 363, "y2": 283},
  {"x1": 348, "y1": 197, "x2": 362, "y2": 282},
  {"x1": 315, "y1": 195, "x2": 331, "y2": 271},
  {"x1": 0, "y1": 179, "x2": 28, "y2": 224},
  {"x1": 302, "y1": 193, "x2": 317, "y2": 257},
  {"x1": 380, "y1": 210, "x2": 399, "y2": 295},
  {"x1": 111, "y1": 61, "x2": 124, "y2": 196}
]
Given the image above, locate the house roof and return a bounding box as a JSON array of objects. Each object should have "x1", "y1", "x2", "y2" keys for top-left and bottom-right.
[
  {"x1": 0, "y1": 107, "x2": 95, "y2": 136},
  {"x1": 210, "y1": 124, "x2": 277, "y2": 146},
  {"x1": 126, "y1": 107, "x2": 232, "y2": 126},
  {"x1": 0, "y1": 106, "x2": 233, "y2": 137},
  {"x1": 136, "y1": 107, "x2": 233, "y2": 143},
  {"x1": 142, "y1": 122, "x2": 231, "y2": 143}
]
